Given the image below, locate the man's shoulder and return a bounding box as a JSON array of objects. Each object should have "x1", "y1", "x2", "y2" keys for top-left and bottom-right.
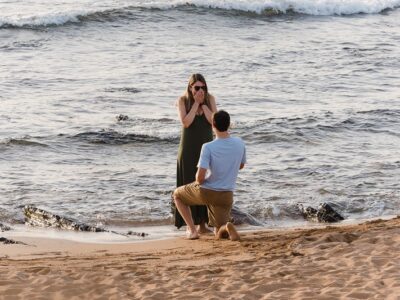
[
  {"x1": 230, "y1": 136, "x2": 245, "y2": 146},
  {"x1": 201, "y1": 140, "x2": 214, "y2": 153},
  {"x1": 231, "y1": 136, "x2": 244, "y2": 142},
  {"x1": 204, "y1": 137, "x2": 245, "y2": 149},
  {"x1": 203, "y1": 140, "x2": 214, "y2": 148}
]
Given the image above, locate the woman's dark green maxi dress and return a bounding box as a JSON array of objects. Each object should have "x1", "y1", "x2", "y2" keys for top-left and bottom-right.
[{"x1": 175, "y1": 113, "x2": 213, "y2": 228}]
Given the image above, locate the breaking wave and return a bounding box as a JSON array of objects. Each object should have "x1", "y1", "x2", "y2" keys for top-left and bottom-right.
[
  {"x1": 175, "y1": 0, "x2": 400, "y2": 15},
  {"x1": 235, "y1": 108, "x2": 400, "y2": 144},
  {"x1": 0, "y1": 138, "x2": 48, "y2": 147},
  {"x1": 1, "y1": 0, "x2": 399, "y2": 28},
  {"x1": 70, "y1": 130, "x2": 179, "y2": 145}
]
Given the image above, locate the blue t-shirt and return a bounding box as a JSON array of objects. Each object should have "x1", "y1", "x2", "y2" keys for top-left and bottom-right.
[{"x1": 197, "y1": 136, "x2": 246, "y2": 191}]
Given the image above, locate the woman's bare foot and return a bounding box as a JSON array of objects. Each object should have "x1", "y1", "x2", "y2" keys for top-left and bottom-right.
[
  {"x1": 197, "y1": 222, "x2": 212, "y2": 234},
  {"x1": 186, "y1": 228, "x2": 199, "y2": 240},
  {"x1": 226, "y1": 222, "x2": 240, "y2": 241}
]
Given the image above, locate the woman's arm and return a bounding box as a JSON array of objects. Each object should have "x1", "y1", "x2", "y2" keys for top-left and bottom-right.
[
  {"x1": 177, "y1": 97, "x2": 200, "y2": 128},
  {"x1": 202, "y1": 95, "x2": 217, "y2": 124}
]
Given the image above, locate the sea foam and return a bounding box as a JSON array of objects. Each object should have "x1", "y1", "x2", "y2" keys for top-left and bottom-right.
[
  {"x1": 171, "y1": 0, "x2": 400, "y2": 15},
  {"x1": 0, "y1": 12, "x2": 82, "y2": 28},
  {"x1": 1, "y1": 0, "x2": 399, "y2": 28}
]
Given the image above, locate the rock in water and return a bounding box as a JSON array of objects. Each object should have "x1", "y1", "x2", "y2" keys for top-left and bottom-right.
[
  {"x1": 0, "y1": 223, "x2": 12, "y2": 232},
  {"x1": 116, "y1": 114, "x2": 129, "y2": 121},
  {"x1": 298, "y1": 203, "x2": 344, "y2": 223},
  {"x1": 0, "y1": 237, "x2": 26, "y2": 245},
  {"x1": 126, "y1": 231, "x2": 148, "y2": 238},
  {"x1": 24, "y1": 205, "x2": 105, "y2": 232},
  {"x1": 231, "y1": 206, "x2": 264, "y2": 226},
  {"x1": 23, "y1": 205, "x2": 148, "y2": 237},
  {"x1": 317, "y1": 203, "x2": 344, "y2": 222}
]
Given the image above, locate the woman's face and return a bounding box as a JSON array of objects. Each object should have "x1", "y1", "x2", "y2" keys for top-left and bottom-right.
[{"x1": 191, "y1": 80, "x2": 206, "y2": 97}]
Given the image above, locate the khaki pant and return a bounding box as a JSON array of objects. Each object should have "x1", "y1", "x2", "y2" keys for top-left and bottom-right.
[{"x1": 174, "y1": 182, "x2": 233, "y2": 228}]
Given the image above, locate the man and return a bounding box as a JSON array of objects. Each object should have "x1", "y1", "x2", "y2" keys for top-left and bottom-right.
[{"x1": 173, "y1": 110, "x2": 246, "y2": 241}]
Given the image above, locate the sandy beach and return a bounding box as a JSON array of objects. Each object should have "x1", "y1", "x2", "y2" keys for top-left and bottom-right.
[
  {"x1": 2, "y1": 2, "x2": 400, "y2": 300},
  {"x1": 1, "y1": 217, "x2": 399, "y2": 299}
]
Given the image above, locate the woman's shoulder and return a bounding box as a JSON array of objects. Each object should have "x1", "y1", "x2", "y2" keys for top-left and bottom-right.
[
  {"x1": 176, "y1": 95, "x2": 187, "y2": 106},
  {"x1": 208, "y1": 94, "x2": 216, "y2": 106}
]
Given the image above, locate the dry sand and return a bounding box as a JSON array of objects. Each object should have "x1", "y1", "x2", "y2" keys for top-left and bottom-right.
[{"x1": 1, "y1": 216, "x2": 399, "y2": 299}]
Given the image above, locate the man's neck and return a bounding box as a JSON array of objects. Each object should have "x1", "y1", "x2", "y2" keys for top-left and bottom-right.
[{"x1": 215, "y1": 131, "x2": 230, "y2": 139}]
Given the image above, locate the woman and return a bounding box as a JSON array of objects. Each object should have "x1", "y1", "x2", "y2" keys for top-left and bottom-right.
[{"x1": 174, "y1": 73, "x2": 217, "y2": 232}]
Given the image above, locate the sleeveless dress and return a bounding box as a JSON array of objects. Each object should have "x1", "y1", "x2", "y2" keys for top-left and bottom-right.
[{"x1": 174, "y1": 113, "x2": 213, "y2": 228}]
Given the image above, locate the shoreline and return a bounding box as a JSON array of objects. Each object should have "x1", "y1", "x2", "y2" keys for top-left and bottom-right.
[
  {"x1": 1, "y1": 215, "x2": 399, "y2": 298},
  {"x1": 2, "y1": 214, "x2": 398, "y2": 245}
]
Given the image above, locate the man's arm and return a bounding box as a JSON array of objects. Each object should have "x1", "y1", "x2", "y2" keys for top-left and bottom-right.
[
  {"x1": 240, "y1": 144, "x2": 246, "y2": 170},
  {"x1": 196, "y1": 168, "x2": 207, "y2": 184}
]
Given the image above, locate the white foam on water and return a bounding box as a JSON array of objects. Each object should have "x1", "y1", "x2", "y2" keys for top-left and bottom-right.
[
  {"x1": 5, "y1": 214, "x2": 398, "y2": 244},
  {"x1": 1, "y1": 0, "x2": 400, "y2": 27},
  {"x1": 3, "y1": 224, "x2": 183, "y2": 244},
  {"x1": 175, "y1": 0, "x2": 400, "y2": 15},
  {"x1": 0, "y1": 11, "x2": 82, "y2": 27},
  {"x1": 0, "y1": 0, "x2": 118, "y2": 27}
]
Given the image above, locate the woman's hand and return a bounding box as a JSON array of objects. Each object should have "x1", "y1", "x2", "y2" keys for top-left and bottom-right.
[{"x1": 194, "y1": 89, "x2": 205, "y2": 105}]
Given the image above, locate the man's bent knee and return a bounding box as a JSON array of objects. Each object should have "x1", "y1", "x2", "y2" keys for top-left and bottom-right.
[
  {"x1": 173, "y1": 188, "x2": 181, "y2": 202},
  {"x1": 173, "y1": 193, "x2": 181, "y2": 205}
]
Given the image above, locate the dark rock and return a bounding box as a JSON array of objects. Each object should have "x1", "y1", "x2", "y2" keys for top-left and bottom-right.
[
  {"x1": 116, "y1": 114, "x2": 129, "y2": 121},
  {"x1": 125, "y1": 231, "x2": 148, "y2": 237},
  {"x1": 0, "y1": 237, "x2": 26, "y2": 245},
  {"x1": 0, "y1": 223, "x2": 12, "y2": 232},
  {"x1": 298, "y1": 203, "x2": 344, "y2": 223},
  {"x1": 231, "y1": 206, "x2": 264, "y2": 226},
  {"x1": 23, "y1": 205, "x2": 148, "y2": 237},
  {"x1": 24, "y1": 205, "x2": 105, "y2": 232},
  {"x1": 317, "y1": 203, "x2": 344, "y2": 222}
]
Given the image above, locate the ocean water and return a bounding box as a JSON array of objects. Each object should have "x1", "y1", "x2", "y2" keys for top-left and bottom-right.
[{"x1": 1, "y1": 0, "x2": 400, "y2": 230}]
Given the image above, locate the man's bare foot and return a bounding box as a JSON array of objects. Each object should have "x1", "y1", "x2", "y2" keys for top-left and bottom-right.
[
  {"x1": 226, "y1": 222, "x2": 240, "y2": 241},
  {"x1": 216, "y1": 226, "x2": 229, "y2": 239}
]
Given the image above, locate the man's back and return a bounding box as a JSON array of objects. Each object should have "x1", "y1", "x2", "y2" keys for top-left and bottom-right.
[{"x1": 197, "y1": 136, "x2": 246, "y2": 191}]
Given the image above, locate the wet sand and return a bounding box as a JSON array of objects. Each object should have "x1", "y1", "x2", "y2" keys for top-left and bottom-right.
[{"x1": 1, "y1": 216, "x2": 399, "y2": 299}]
